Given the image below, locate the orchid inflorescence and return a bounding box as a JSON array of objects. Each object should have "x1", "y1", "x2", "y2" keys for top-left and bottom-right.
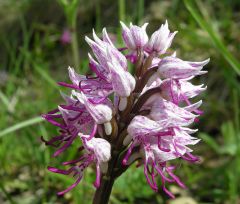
[{"x1": 42, "y1": 20, "x2": 209, "y2": 199}]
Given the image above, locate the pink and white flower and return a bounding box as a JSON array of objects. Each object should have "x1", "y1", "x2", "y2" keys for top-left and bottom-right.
[
  {"x1": 158, "y1": 56, "x2": 209, "y2": 79},
  {"x1": 123, "y1": 115, "x2": 200, "y2": 198},
  {"x1": 48, "y1": 136, "x2": 111, "y2": 195},
  {"x1": 145, "y1": 20, "x2": 177, "y2": 56},
  {"x1": 85, "y1": 29, "x2": 136, "y2": 98},
  {"x1": 160, "y1": 78, "x2": 207, "y2": 104},
  {"x1": 120, "y1": 21, "x2": 149, "y2": 50}
]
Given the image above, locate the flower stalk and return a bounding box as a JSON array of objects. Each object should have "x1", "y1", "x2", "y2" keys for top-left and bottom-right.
[
  {"x1": 70, "y1": 20, "x2": 80, "y2": 69},
  {"x1": 93, "y1": 175, "x2": 115, "y2": 204},
  {"x1": 58, "y1": 0, "x2": 80, "y2": 68}
]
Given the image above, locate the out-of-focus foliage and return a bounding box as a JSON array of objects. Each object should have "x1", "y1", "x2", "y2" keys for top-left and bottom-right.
[{"x1": 0, "y1": 0, "x2": 239, "y2": 203}]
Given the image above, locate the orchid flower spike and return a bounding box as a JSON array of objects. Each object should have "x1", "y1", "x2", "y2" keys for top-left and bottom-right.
[{"x1": 42, "y1": 20, "x2": 209, "y2": 199}]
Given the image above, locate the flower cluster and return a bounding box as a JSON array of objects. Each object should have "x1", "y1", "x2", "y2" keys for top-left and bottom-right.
[{"x1": 42, "y1": 20, "x2": 209, "y2": 198}]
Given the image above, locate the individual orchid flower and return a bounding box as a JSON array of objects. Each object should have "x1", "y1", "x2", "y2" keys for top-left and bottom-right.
[
  {"x1": 158, "y1": 56, "x2": 209, "y2": 79},
  {"x1": 123, "y1": 115, "x2": 200, "y2": 198},
  {"x1": 123, "y1": 115, "x2": 174, "y2": 162},
  {"x1": 85, "y1": 29, "x2": 127, "y2": 70},
  {"x1": 86, "y1": 29, "x2": 136, "y2": 110},
  {"x1": 120, "y1": 21, "x2": 149, "y2": 50},
  {"x1": 145, "y1": 20, "x2": 178, "y2": 56},
  {"x1": 69, "y1": 66, "x2": 113, "y2": 97},
  {"x1": 106, "y1": 46, "x2": 136, "y2": 97},
  {"x1": 160, "y1": 78, "x2": 207, "y2": 105},
  {"x1": 48, "y1": 136, "x2": 111, "y2": 195},
  {"x1": 126, "y1": 115, "x2": 171, "y2": 144},
  {"x1": 147, "y1": 96, "x2": 198, "y2": 124},
  {"x1": 42, "y1": 21, "x2": 209, "y2": 202},
  {"x1": 125, "y1": 116, "x2": 200, "y2": 161},
  {"x1": 41, "y1": 94, "x2": 94, "y2": 157},
  {"x1": 72, "y1": 90, "x2": 113, "y2": 136},
  {"x1": 107, "y1": 49, "x2": 136, "y2": 111}
]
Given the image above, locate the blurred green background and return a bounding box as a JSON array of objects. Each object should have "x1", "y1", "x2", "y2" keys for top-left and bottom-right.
[{"x1": 0, "y1": 0, "x2": 240, "y2": 203}]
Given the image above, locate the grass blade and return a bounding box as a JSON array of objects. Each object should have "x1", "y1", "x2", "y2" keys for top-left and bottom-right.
[
  {"x1": 184, "y1": 0, "x2": 240, "y2": 75},
  {"x1": 34, "y1": 63, "x2": 59, "y2": 90},
  {"x1": 0, "y1": 90, "x2": 10, "y2": 110},
  {"x1": 0, "y1": 116, "x2": 43, "y2": 138}
]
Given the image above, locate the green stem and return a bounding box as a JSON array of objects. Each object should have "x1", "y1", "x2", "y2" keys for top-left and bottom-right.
[
  {"x1": 92, "y1": 135, "x2": 128, "y2": 204},
  {"x1": 57, "y1": 0, "x2": 80, "y2": 69},
  {"x1": 71, "y1": 19, "x2": 80, "y2": 69},
  {"x1": 118, "y1": 0, "x2": 125, "y2": 21},
  {"x1": 92, "y1": 150, "x2": 119, "y2": 204},
  {"x1": 92, "y1": 176, "x2": 115, "y2": 204}
]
